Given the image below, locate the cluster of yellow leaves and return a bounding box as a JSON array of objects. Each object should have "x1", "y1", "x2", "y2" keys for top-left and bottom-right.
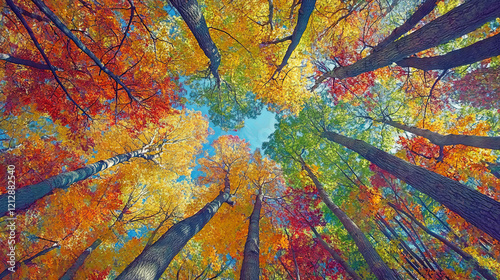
[
  {"x1": 192, "y1": 137, "x2": 287, "y2": 275},
  {"x1": 463, "y1": 246, "x2": 500, "y2": 276}
]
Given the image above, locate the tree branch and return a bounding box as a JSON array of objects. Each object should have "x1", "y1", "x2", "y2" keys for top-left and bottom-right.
[
  {"x1": 31, "y1": 0, "x2": 139, "y2": 103},
  {"x1": 6, "y1": 0, "x2": 92, "y2": 120}
]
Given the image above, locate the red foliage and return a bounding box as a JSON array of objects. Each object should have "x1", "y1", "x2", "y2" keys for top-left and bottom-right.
[
  {"x1": 1, "y1": 1, "x2": 181, "y2": 135},
  {"x1": 274, "y1": 186, "x2": 348, "y2": 279},
  {"x1": 452, "y1": 66, "x2": 500, "y2": 110}
]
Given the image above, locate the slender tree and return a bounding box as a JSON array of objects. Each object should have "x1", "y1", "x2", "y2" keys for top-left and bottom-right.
[
  {"x1": 388, "y1": 202, "x2": 497, "y2": 280},
  {"x1": 116, "y1": 177, "x2": 233, "y2": 280},
  {"x1": 170, "y1": 0, "x2": 221, "y2": 82},
  {"x1": 299, "y1": 155, "x2": 398, "y2": 280},
  {"x1": 364, "y1": 117, "x2": 500, "y2": 150},
  {"x1": 240, "y1": 189, "x2": 263, "y2": 280}
]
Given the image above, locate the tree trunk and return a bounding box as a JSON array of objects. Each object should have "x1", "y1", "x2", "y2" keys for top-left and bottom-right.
[
  {"x1": 300, "y1": 159, "x2": 398, "y2": 280},
  {"x1": 240, "y1": 191, "x2": 263, "y2": 280},
  {"x1": 115, "y1": 191, "x2": 231, "y2": 280},
  {"x1": 321, "y1": 130, "x2": 500, "y2": 241},
  {"x1": 308, "y1": 225, "x2": 362, "y2": 280},
  {"x1": 374, "y1": 118, "x2": 500, "y2": 150},
  {"x1": 374, "y1": 0, "x2": 438, "y2": 51},
  {"x1": 377, "y1": 216, "x2": 433, "y2": 274},
  {"x1": 397, "y1": 32, "x2": 500, "y2": 71},
  {"x1": 377, "y1": 222, "x2": 426, "y2": 279},
  {"x1": 59, "y1": 239, "x2": 102, "y2": 280},
  {"x1": 313, "y1": 0, "x2": 500, "y2": 89},
  {"x1": 170, "y1": 0, "x2": 221, "y2": 83},
  {"x1": 277, "y1": 0, "x2": 316, "y2": 71},
  {"x1": 388, "y1": 202, "x2": 497, "y2": 280},
  {"x1": 0, "y1": 147, "x2": 148, "y2": 217},
  {"x1": 0, "y1": 243, "x2": 59, "y2": 278}
]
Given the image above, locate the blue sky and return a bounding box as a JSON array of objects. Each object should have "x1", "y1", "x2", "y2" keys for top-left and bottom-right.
[{"x1": 190, "y1": 105, "x2": 277, "y2": 151}]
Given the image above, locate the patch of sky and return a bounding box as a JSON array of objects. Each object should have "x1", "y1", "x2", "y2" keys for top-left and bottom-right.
[{"x1": 186, "y1": 101, "x2": 277, "y2": 180}]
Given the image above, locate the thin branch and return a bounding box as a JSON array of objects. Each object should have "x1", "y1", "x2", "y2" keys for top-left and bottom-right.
[
  {"x1": 6, "y1": 0, "x2": 92, "y2": 120},
  {"x1": 208, "y1": 27, "x2": 253, "y2": 58},
  {"x1": 422, "y1": 69, "x2": 447, "y2": 128},
  {"x1": 105, "y1": 0, "x2": 135, "y2": 66},
  {"x1": 31, "y1": 0, "x2": 139, "y2": 103}
]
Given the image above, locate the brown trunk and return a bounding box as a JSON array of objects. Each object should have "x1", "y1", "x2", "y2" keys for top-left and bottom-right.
[
  {"x1": 388, "y1": 202, "x2": 497, "y2": 280},
  {"x1": 300, "y1": 159, "x2": 398, "y2": 280},
  {"x1": 321, "y1": 130, "x2": 500, "y2": 241},
  {"x1": 397, "y1": 32, "x2": 500, "y2": 70},
  {"x1": 240, "y1": 191, "x2": 263, "y2": 280},
  {"x1": 313, "y1": 0, "x2": 500, "y2": 89},
  {"x1": 376, "y1": 118, "x2": 500, "y2": 150},
  {"x1": 170, "y1": 0, "x2": 221, "y2": 82}
]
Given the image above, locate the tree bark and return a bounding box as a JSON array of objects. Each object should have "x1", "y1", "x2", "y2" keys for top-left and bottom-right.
[
  {"x1": 374, "y1": 0, "x2": 438, "y2": 51},
  {"x1": 59, "y1": 239, "x2": 103, "y2": 280},
  {"x1": 0, "y1": 243, "x2": 59, "y2": 278},
  {"x1": 397, "y1": 32, "x2": 500, "y2": 71},
  {"x1": 170, "y1": 0, "x2": 221, "y2": 83},
  {"x1": 313, "y1": 0, "x2": 500, "y2": 89},
  {"x1": 276, "y1": 0, "x2": 316, "y2": 71},
  {"x1": 375, "y1": 118, "x2": 500, "y2": 150},
  {"x1": 388, "y1": 202, "x2": 497, "y2": 280},
  {"x1": 240, "y1": 191, "x2": 263, "y2": 280},
  {"x1": 300, "y1": 158, "x2": 398, "y2": 280},
  {"x1": 321, "y1": 130, "x2": 500, "y2": 241},
  {"x1": 0, "y1": 147, "x2": 149, "y2": 217},
  {"x1": 115, "y1": 190, "x2": 231, "y2": 280}
]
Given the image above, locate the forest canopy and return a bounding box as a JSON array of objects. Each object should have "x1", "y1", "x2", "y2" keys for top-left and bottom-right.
[{"x1": 1, "y1": 0, "x2": 500, "y2": 279}]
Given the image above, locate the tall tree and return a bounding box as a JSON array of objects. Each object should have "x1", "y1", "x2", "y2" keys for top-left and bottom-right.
[
  {"x1": 299, "y1": 156, "x2": 398, "y2": 280},
  {"x1": 0, "y1": 111, "x2": 209, "y2": 217},
  {"x1": 240, "y1": 188, "x2": 263, "y2": 280},
  {"x1": 240, "y1": 150, "x2": 282, "y2": 280},
  {"x1": 116, "y1": 136, "x2": 250, "y2": 280},
  {"x1": 320, "y1": 129, "x2": 500, "y2": 241},
  {"x1": 313, "y1": 0, "x2": 500, "y2": 89}
]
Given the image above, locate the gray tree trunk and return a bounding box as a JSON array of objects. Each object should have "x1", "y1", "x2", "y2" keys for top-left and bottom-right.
[
  {"x1": 388, "y1": 202, "x2": 497, "y2": 280},
  {"x1": 240, "y1": 191, "x2": 263, "y2": 280},
  {"x1": 313, "y1": 0, "x2": 500, "y2": 89},
  {"x1": 170, "y1": 0, "x2": 221, "y2": 82},
  {"x1": 397, "y1": 32, "x2": 500, "y2": 70},
  {"x1": 321, "y1": 130, "x2": 500, "y2": 241},
  {"x1": 377, "y1": 118, "x2": 500, "y2": 149},
  {"x1": 115, "y1": 191, "x2": 231, "y2": 280},
  {"x1": 0, "y1": 147, "x2": 148, "y2": 217},
  {"x1": 300, "y1": 159, "x2": 398, "y2": 280}
]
